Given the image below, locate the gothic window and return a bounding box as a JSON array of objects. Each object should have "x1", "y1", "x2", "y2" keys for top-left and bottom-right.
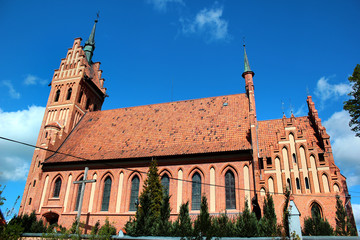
[
  {"x1": 53, "y1": 177, "x2": 62, "y2": 198},
  {"x1": 86, "y1": 98, "x2": 90, "y2": 110},
  {"x1": 75, "y1": 177, "x2": 83, "y2": 211},
  {"x1": 54, "y1": 90, "x2": 60, "y2": 102},
  {"x1": 318, "y1": 153, "x2": 325, "y2": 162},
  {"x1": 311, "y1": 202, "x2": 322, "y2": 218},
  {"x1": 305, "y1": 177, "x2": 310, "y2": 189},
  {"x1": 296, "y1": 178, "x2": 301, "y2": 190},
  {"x1": 129, "y1": 176, "x2": 140, "y2": 211},
  {"x1": 192, "y1": 173, "x2": 201, "y2": 210},
  {"x1": 29, "y1": 198, "x2": 32, "y2": 205},
  {"x1": 161, "y1": 174, "x2": 170, "y2": 196},
  {"x1": 225, "y1": 171, "x2": 236, "y2": 209},
  {"x1": 292, "y1": 153, "x2": 297, "y2": 163},
  {"x1": 287, "y1": 178, "x2": 291, "y2": 190},
  {"x1": 33, "y1": 180, "x2": 36, "y2": 187},
  {"x1": 78, "y1": 91, "x2": 83, "y2": 103},
  {"x1": 266, "y1": 157, "x2": 272, "y2": 166},
  {"x1": 101, "y1": 176, "x2": 112, "y2": 211},
  {"x1": 66, "y1": 88, "x2": 72, "y2": 100}
]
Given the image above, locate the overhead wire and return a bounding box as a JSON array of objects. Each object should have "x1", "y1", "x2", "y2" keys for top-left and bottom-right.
[{"x1": 1, "y1": 136, "x2": 359, "y2": 199}]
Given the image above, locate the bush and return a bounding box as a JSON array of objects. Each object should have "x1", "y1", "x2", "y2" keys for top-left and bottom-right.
[
  {"x1": 98, "y1": 218, "x2": 116, "y2": 239},
  {"x1": 303, "y1": 212, "x2": 333, "y2": 236}
]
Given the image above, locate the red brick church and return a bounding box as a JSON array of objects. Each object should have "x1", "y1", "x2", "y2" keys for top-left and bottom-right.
[{"x1": 19, "y1": 19, "x2": 354, "y2": 231}]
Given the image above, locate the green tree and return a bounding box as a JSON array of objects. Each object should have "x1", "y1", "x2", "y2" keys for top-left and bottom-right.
[
  {"x1": 193, "y1": 195, "x2": 212, "y2": 239},
  {"x1": 98, "y1": 218, "x2": 117, "y2": 239},
  {"x1": 335, "y1": 195, "x2": 357, "y2": 236},
  {"x1": 155, "y1": 193, "x2": 171, "y2": 236},
  {"x1": 211, "y1": 212, "x2": 235, "y2": 237},
  {"x1": 236, "y1": 200, "x2": 259, "y2": 237},
  {"x1": 0, "y1": 185, "x2": 6, "y2": 206},
  {"x1": 172, "y1": 201, "x2": 192, "y2": 238},
  {"x1": 282, "y1": 188, "x2": 291, "y2": 237},
  {"x1": 344, "y1": 64, "x2": 360, "y2": 137},
  {"x1": 303, "y1": 211, "x2": 333, "y2": 236},
  {"x1": 259, "y1": 193, "x2": 278, "y2": 236}
]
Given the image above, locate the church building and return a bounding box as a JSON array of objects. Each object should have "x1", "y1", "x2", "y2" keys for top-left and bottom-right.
[{"x1": 19, "y1": 19, "x2": 354, "y2": 231}]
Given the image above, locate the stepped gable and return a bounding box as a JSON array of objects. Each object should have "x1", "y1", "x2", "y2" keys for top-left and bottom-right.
[
  {"x1": 46, "y1": 93, "x2": 252, "y2": 163},
  {"x1": 257, "y1": 116, "x2": 321, "y2": 155}
]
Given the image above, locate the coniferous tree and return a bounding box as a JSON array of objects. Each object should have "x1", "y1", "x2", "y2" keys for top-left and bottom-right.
[
  {"x1": 156, "y1": 193, "x2": 172, "y2": 236},
  {"x1": 193, "y1": 195, "x2": 212, "y2": 239},
  {"x1": 259, "y1": 193, "x2": 278, "y2": 236},
  {"x1": 344, "y1": 64, "x2": 360, "y2": 137},
  {"x1": 236, "y1": 200, "x2": 259, "y2": 237},
  {"x1": 303, "y1": 211, "x2": 333, "y2": 236},
  {"x1": 211, "y1": 212, "x2": 235, "y2": 237},
  {"x1": 172, "y1": 202, "x2": 192, "y2": 238},
  {"x1": 335, "y1": 195, "x2": 357, "y2": 236},
  {"x1": 282, "y1": 188, "x2": 291, "y2": 237}
]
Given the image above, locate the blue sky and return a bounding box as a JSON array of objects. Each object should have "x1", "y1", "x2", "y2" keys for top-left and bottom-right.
[{"x1": 1, "y1": 0, "x2": 360, "y2": 230}]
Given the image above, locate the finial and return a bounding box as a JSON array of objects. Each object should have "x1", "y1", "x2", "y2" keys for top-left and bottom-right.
[
  {"x1": 281, "y1": 100, "x2": 285, "y2": 117},
  {"x1": 289, "y1": 99, "x2": 293, "y2": 115},
  {"x1": 96, "y1": 11, "x2": 100, "y2": 23},
  {"x1": 84, "y1": 13, "x2": 99, "y2": 64},
  {"x1": 242, "y1": 41, "x2": 255, "y2": 78}
]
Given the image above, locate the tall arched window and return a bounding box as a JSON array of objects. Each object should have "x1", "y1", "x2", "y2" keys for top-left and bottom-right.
[
  {"x1": 101, "y1": 176, "x2": 112, "y2": 211},
  {"x1": 129, "y1": 176, "x2": 140, "y2": 211},
  {"x1": 66, "y1": 88, "x2": 72, "y2": 100},
  {"x1": 53, "y1": 177, "x2": 62, "y2": 198},
  {"x1": 305, "y1": 177, "x2": 310, "y2": 189},
  {"x1": 54, "y1": 90, "x2": 60, "y2": 102},
  {"x1": 311, "y1": 202, "x2": 322, "y2": 219},
  {"x1": 78, "y1": 91, "x2": 83, "y2": 103},
  {"x1": 225, "y1": 171, "x2": 236, "y2": 209},
  {"x1": 161, "y1": 174, "x2": 170, "y2": 196},
  {"x1": 287, "y1": 178, "x2": 292, "y2": 190},
  {"x1": 75, "y1": 177, "x2": 83, "y2": 211},
  {"x1": 296, "y1": 178, "x2": 301, "y2": 190},
  {"x1": 192, "y1": 173, "x2": 201, "y2": 210}
]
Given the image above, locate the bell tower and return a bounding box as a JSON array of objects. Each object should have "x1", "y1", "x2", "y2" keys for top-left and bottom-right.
[{"x1": 19, "y1": 18, "x2": 106, "y2": 215}]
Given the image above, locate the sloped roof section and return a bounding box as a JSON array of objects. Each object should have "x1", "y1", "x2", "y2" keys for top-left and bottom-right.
[{"x1": 46, "y1": 94, "x2": 252, "y2": 163}]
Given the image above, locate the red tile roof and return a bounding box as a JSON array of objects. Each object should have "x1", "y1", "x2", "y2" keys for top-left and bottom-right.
[{"x1": 46, "y1": 94, "x2": 252, "y2": 163}]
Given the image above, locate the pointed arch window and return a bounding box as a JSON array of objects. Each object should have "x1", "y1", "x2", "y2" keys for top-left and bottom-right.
[
  {"x1": 66, "y1": 88, "x2": 72, "y2": 100},
  {"x1": 311, "y1": 202, "x2": 322, "y2": 219},
  {"x1": 287, "y1": 178, "x2": 292, "y2": 190},
  {"x1": 101, "y1": 176, "x2": 112, "y2": 211},
  {"x1": 53, "y1": 177, "x2": 62, "y2": 198},
  {"x1": 75, "y1": 177, "x2": 83, "y2": 211},
  {"x1": 54, "y1": 90, "x2": 60, "y2": 102},
  {"x1": 296, "y1": 178, "x2": 301, "y2": 190},
  {"x1": 305, "y1": 177, "x2": 310, "y2": 189},
  {"x1": 161, "y1": 174, "x2": 170, "y2": 196},
  {"x1": 225, "y1": 171, "x2": 236, "y2": 209},
  {"x1": 192, "y1": 173, "x2": 201, "y2": 210},
  {"x1": 129, "y1": 176, "x2": 140, "y2": 211},
  {"x1": 78, "y1": 91, "x2": 83, "y2": 103}
]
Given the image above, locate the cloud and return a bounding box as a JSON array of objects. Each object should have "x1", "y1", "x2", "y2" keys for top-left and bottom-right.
[
  {"x1": 147, "y1": 0, "x2": 184, "y2": 12},
  {"x1": 352, "y1": 203, "x2": 360, "y2": 231},
  {"x1": 23, "y1": 74, "x2": 47, "y2": 86},
  {"x1": 315, "y1": 77, "x2": 352, "y2": 102},
  {"x1": 0, "y1": 106, "x2": 45, "y2": 182},
  {"x1": 323, "y1": 110, "x2": 360, "y2": 186},
  {"x1": 180, "y1": 5, "x2": 230, "y2": 42},
  {"x1": 1, "y1": 80, "x2": 20, "y2": 99}
]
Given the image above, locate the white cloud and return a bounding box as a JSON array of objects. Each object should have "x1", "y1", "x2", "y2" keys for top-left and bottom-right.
[
  {"x1": 323, "y1": 110, "x2": 360, "y2": 186},
  {"x1": 147, "y1": 0, "x2": 184, "y2": 12},
  {"x1": 23, "y1": 74, "x2": 47, "y2": 86},
  {"x1": 352, "y1": 204, "x2": 360, "y2": 232},
  {"x1": 315, "y1": 77, "x2": 352, "y2": 102},
  {"x1": 180, "y1": 5, "x2": 230, "y2": 42},
  {"x1": 1, "y1": 80, "x2": 20, "y2": 99},
  {"x1": 0, "y1": 106, "x2": 45, "y2": 182}
]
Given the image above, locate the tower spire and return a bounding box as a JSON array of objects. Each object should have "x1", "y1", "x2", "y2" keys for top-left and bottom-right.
[
  {"x1": 242, "y1": 44, "x2": 255, "y2": 78},
  {"x1": 84, "y1": 13, "x2": 99, "y2": 64}
]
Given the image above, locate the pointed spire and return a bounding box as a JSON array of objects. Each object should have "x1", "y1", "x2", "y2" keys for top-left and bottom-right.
[
  {"x1": 242, "y1": 44, "x2": 255, "y2": 78},
  {"x1": 84, "y1": 13, "x2": 99, "y2": 64}
]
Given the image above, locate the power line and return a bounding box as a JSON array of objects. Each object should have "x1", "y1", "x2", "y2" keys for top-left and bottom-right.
[{"x1": 0, "y1": 136, "x2": 358, "y2": 199}]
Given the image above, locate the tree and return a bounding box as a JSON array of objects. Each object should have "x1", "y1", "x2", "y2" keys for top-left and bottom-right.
[
  {"x1": 282, "y1": 188, "x2": 291, "y2": 237},
  {"x1": 335, "y1": 195, "x2": 357, "y2": 236},
  {"x1": 155, "y1": 193, "x2": 171, "y2": 236},
  {"x1": 0, "y1": 185, "x2": 5, "y2": 206},
  {"x1": 172, "y1": 202, "x2": 192, "y2": 238},
  {"x1": 303, "y1": 211, "x2": 333, "y2": 236},
  {"x1": 236, "y1": 200, "x2": 259, "y2": 237},
  {"x1": 193, "y1": 195, "x2": 212, "y2": 239},
  {"x1": 259, "y1": 193, "x2": 278, "y2": 236},
  {"x1": 344, "y1": 64, "x2": 360, "y2": 137}
]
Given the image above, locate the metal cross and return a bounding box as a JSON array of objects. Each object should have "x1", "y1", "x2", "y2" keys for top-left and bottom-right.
[{"x1": 73, "y1": 167, "x2": 96, "y2": 231}]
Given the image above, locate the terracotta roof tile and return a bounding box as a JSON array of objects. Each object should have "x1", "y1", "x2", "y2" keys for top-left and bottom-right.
[{"x1": 46, "y1": 94, "x2": 252, "y2": 163}]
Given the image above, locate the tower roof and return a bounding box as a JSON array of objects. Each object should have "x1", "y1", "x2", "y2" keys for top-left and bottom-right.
[
  {"x1": 242, "y1": 45, "x2": 255, "y2": 78},
  {"x1": 83, "y1": 16, "x2": 98, "y2": 64}
]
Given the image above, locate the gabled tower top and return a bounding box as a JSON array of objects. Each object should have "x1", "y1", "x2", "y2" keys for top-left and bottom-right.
[
  {"x1": 242, "y1": 44, "x2": 255, "y2": 78},
  {"x1": 84, "y1": 14, "x2": 99, "y2": 64}
]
